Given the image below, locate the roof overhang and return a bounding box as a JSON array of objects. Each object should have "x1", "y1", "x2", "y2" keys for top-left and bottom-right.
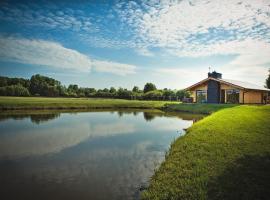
[
  {"x1": 184, "y1": 77, "x2": 270, "y2": 91},
  {"x1": 184, "y1": 77, "x2": 210, "y2": 91}
]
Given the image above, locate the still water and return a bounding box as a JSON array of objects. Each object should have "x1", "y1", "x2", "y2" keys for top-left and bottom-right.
[{"x1": 0, "y1": 109, "x2": 203, "y2": 200}]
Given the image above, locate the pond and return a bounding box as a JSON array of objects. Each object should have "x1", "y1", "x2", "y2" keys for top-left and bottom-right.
[{"x1": 0, "y1": 109, "x2": 204, "y2": 200}]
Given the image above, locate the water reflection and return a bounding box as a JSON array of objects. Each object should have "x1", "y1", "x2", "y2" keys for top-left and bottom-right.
[
  {"x1": 143, "y1": 112, "x2": 156, "y2": 121},
  {"x1": 0, "y1": 109, "x2": 204, "y2": 124},
  {"x1": 0, "y1": 109, "x2": 204, "y2": 200},
  {"x1": 0, "y1": 112, "x2": 60, "y2": 124}
]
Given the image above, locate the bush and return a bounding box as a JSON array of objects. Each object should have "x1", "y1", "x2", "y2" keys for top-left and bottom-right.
[
  {"x1": 143, "y1": 83, "x2": 157, "y2": 93},
  {"x1": 143, "y1": 90, "x2": 163, "y2": 100}
]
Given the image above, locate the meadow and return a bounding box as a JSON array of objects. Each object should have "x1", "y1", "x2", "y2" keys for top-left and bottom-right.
[
  {"x1": 0, "y1": 97, "x2": 237, "y2": 113},
  {"x1": 0, "y1": 96, "x2": 177, "y2": 110}
]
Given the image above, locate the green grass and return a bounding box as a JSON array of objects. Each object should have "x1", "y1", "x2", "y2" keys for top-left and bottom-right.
[
  {"x1": 0, "y1": 97, "x2": 238, "y2": 114},
  {"x1": 0, "y1": 96, "x2": 178, "y2": 110},
  {"x1": 165, "y1": 103, "x2": 237, "y2": 114},
  {"x1": 142, "y1": 105, "x2": 270, "y2": 200}
]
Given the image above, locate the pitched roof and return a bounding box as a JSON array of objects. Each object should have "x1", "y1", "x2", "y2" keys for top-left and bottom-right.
[
  {"x1": 186, "y1": 77, "x2": 270, "y2": 91},
  {"x1": 221, "y1": 79, "x2": 270, "y2": 91}
]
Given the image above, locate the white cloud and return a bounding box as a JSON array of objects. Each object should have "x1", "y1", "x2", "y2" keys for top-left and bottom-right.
[
  {"x1": 117, "y1": 0, "x2": 270, "y2": 47},
  {"x1": 115, "y1": 0, "x2": 270, "y2": 63},
  {"x1": 154, "y1": 38, "x2": 270, "y2": 87},
  {"x1": 0, "y1": 36, "x2": 137, "y2": 76},
  {"x1": 168, "y1": 38, "x2": 270, "y2": 72},
  {"x1": 92, "y1": 60, "x2": 136, "y2": 76},
  {"x1": 114, "y1": 0, "x2": 270, "y2": 86},
  {"x1": 0, "y1": 3, "x2": 95, "y2": 32},
  {"x1": 154, "y1": 67, "x2": 208, "y2": 89},
  {"x1": 0, "y1": 36, "x2": 92, "y2": 72}
]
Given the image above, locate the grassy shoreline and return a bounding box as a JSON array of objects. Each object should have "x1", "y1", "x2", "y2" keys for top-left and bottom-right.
[
  {"x1": 142, "y1": 105, "x2": 270, "y2": 199},
  {"x1": 0, "y1": 97, "x2": 236, "y2": 114},
  {"x1": 0, "y1": 96, "x2": 178, "y2": 110},
  {"x1": 164, "y1": 103, "x2": 237, "y2": 114}
]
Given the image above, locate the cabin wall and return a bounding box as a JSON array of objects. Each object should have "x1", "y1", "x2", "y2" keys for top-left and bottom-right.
[
  {"x1": 219, "y1": 84, "x2": 244, "y2": 103},
  {"x1": 190, "y1": 83, "x2": 207, "y2": 103},
  {"x1": 188, "y1": 81, "x2": 267, "y2": 104},
  {"x1": 244, "y1": 90, "x2": 263, "y2": 104}
]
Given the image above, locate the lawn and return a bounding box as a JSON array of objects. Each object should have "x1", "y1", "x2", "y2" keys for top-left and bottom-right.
[
  {"x1": 0, "y1": 96, "x2": 178, "y2": 110},
  {"x1": 142, "y1": 105, "x2": 270, "y2": 200}
]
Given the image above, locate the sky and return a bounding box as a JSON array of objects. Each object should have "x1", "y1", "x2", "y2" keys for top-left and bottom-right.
[{"x1": 0, "y1": 0, "x2": 269, "y2": 89}]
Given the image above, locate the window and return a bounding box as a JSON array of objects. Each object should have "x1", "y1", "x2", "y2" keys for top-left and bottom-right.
[
  {"x1": 196, "y1": 90, "x2": 207, "y2": 103},
  {"x1": 226, "y1": 89, "x2": 240, "y2": 103}
]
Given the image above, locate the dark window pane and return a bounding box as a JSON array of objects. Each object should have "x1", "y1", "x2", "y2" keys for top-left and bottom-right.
[
  {"x1": 196, "y1": 90, "x2": 207, "y2": 103},
  {"x1": 226, "y1": 89, "x2": 240, "y2": 103}
]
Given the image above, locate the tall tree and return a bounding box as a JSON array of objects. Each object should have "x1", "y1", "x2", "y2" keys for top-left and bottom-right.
[
  {"x1": 109, "y1": 87, "x2": 117, "y2": 93},
  {"x1": 30, "y1": 74, "x2": 60, "y2": 96},
  {"x1": 266, "y1": 69, "x2": 270, "y2": 89},
  {"x1": 132, "y1": 86, "x2": 139, "y2": 92},
  {"x1": 143, "y1": 83, "x2": 157, "y2": 93}
]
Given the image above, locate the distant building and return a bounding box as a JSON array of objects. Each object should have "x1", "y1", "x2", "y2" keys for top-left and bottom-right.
[{"x1": 185, "y1": 71, "x2": 270, "y2": 104}]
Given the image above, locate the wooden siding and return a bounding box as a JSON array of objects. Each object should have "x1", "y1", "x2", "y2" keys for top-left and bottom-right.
[
  {"x1": 243, "y1": 90, "x2": 264, "y2": 104},
  {"x1": 190, "y1": 83, "x2": 207, "y2": 103}
]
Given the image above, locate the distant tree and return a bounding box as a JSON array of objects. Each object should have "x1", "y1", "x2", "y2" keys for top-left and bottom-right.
[
  {"x1": 266, "y1": 69, "x2": 270, "y2": 89},
  {"x1": 0, "y1": 76, "x2": 30, "y2": 89},
  {"x1": 143, "y1": 90, "x2": 163, "y2": 100},
  {"x1": 163, "y1": 89, "x2": 175, "y2": 99},
  {"x1": 68, "y1": 84, "x2": 79, "y2": 92},
  {"x1": 8, "y1": 77, "x2": 30, "y2": 88},
  {"x1": 76, "y1": 88, "x2": 86, "y2": 97},
  {"x1": 84, "y1": 88, "x2": 96, "y2": 97},
  {"x1": 67, "y1": 84, "x2": 79, "y2": 97},
  {"x1": 103, "y1": 88, "x2": 109, "y2": 93},
  {"x1": 0, "y1": 84, "x2": 30, "y2": 96},
  {"x1": 109, "y1": 87, "x2": 117, "y2": 93},
  {"x1": 95, "y1": 89, "x2": 113, "y2": 98},
  {"x1": 0, "y1": 87, "x2": 5, "y2": 96},
  {"x1": 0, "y1": 77, "x2": 8, "y2": 87},
  {"x1": 176, "y1": 90, "x2": 190, "y2": 100},
  {"x1": 44, "y1": 86, "x2": 59, "y2": 97},
  {"x1": 132, "y1": 86, "x2": 139, "y2": 93},
  {"x1": 0, "y1": 74, "x2": 195, "y2": 101},
  {"x1": 117, "y1": 87, "x2": 132, "y2": 99},
  {"x1": 143, "y1": 83, "x2": 157, "y2": 93},
  {"x1": 57, "y1": 85, "x2": 67, "y2": 96},
  {"x1": 30, "y1": 74, "x2": 60, "y2": 96}
]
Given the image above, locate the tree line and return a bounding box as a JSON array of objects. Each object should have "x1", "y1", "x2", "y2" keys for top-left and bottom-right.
[{"x1": 0, "y1": 74, "x2": 190, "y2": 101}]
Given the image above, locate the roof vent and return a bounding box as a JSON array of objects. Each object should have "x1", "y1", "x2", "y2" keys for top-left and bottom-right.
[{"x1": 208, "y1": 71, "x2": 222, "y2": 79}]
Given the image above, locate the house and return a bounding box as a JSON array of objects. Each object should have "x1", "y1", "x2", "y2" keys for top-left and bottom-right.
[{"x1": 185, "y1": 71, "x2": 270, "y2": 104}]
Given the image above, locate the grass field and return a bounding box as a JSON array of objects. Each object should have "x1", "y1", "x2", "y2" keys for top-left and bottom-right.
[
  {"x1": 0, "y1": 96, "x2": 178, "y2": 110},
  {"x1": 142, "y1": 105, "x2": 270, "y2": 200},
  {"x1": 0, "y1": 97, "x2": 238, "y2": 114}
]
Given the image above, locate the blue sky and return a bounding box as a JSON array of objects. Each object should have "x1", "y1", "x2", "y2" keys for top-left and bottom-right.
[{"x1": 0, "y1": 0, "x2": 269, "y2": 89}]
